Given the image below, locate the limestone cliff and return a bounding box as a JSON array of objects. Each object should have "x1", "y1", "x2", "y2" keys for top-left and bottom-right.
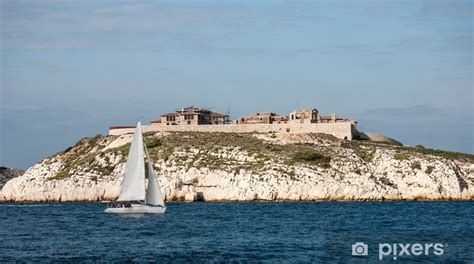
[{"x1": 1, "y1": 132, "x2": 473, "y2": 202}]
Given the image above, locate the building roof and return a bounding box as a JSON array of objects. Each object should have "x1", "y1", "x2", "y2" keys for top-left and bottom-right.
[
  {"x1": 320, "y1": 115, "x2": 351, "y2": 121},
  {"x1": 291, "y1": 108, "x2": 318, "y2": 112},
  {"x1": 160, "y1": 112, "x2": 178, "y2": 117},
  {"x1": 183, "y1": 105, "x2": 202, "y2": 111},
  {"x1": 242, "y1": 112, "x2": 273, "y2": 117},
  {"x1": 178, "y1": 105, "x2": 209, "y2": 113},
  {"x1": 161, "y1": 106, "x2": 227, "y2": 118},
  {"x1": 180, "y1": 111, "x2": 199, "y2": 115},
  {"x1": 210, "y1": 112, "x2": 228, "y2": 117}
]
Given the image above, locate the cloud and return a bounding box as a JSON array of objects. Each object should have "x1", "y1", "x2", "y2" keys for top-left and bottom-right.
[
  {"x1": 0, "y1": 1, "x2": 326, "y2": 53},
  {"x1": 1, "y1": 1, "x2": 240, "y2": 50}
]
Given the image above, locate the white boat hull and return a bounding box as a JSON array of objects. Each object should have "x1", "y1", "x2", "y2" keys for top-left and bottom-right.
[{"x1": 104, "y1": 204, "x2": 166, "y2": 214}]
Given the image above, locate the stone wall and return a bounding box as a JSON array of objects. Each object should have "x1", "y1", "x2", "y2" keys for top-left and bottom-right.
[{"x1": 109, "y1": 122, "x2": 356, "y2": 140}]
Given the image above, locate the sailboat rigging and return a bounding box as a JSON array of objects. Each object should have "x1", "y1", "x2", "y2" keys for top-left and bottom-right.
[{"x1": 104, "y1": 121, "x2": 166, "y2": 214}]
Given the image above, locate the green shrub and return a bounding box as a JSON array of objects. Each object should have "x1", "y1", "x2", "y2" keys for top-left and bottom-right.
[
  {"x1": 412, "y1": 147, "x2": 474, "y2": 162},
  {"x1": 355, "y1": 147, "x2": 375, "y2": 162},
  {"x1": 425, "y1": 166, "x2": 434, "y2": 174},
  {"x1": 291, "y1": 151, "x2": 331, "y2": 168},
  {"x1": 394, "y1": 152, "x2": 409, "y2": 161},
  {"x1": 146, "y1": 138, "x2": 161, "y2": 148},
  {"x1": 49, "y1": 170, "x2": 70, "y2": 180},
  {"x1": 162, "y1": 147, "x2": 174, "y2": 161},
  {"x1": 411, "y1": 161, "x2": 421, "y2": 170},
  {"x1": 292, "y1": 151, "x2": 325, "y2": 162}
]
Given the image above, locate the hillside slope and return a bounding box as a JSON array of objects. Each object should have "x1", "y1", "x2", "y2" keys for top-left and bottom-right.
[{"x1": 1, "y1": 132, "x2": 473, "y2": 202}]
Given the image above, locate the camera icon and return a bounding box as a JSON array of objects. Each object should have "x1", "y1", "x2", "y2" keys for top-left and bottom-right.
[{"x1": 352, "y1": 242, "x2": 368, "y2": 256}]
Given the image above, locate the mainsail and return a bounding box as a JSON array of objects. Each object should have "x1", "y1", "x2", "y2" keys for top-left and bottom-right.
[
  {"x1": 117, "y1": 122, "x2": 146, "y2": 201},
  {"x1": 145, "y1": 162, "x2": 165, "y2": 206}
]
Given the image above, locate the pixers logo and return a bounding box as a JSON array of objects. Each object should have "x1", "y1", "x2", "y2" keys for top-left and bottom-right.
[
  {"x1": 378, "y1": 243, "x2": 444, "y2": 260},
  {"x1": 351, "y1": 242, "x2": 445, "y2": 260}
]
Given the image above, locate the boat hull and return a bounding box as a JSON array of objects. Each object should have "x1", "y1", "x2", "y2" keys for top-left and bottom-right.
[{"x1": 104, "y1": 204, "x2": 166, "y2": 214}]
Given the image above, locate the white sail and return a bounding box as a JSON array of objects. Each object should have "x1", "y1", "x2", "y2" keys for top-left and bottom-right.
[
  {"x1": 117, "y1": 122, "x2": 146, "y2": 201},
  {"x1": 145, "y1": 162, "x2": 165, "y2": 207}
]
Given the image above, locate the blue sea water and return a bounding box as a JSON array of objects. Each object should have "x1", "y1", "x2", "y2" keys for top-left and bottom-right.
[{"x1": 0, "y1": 202, "x2": 473, "y2": 263}]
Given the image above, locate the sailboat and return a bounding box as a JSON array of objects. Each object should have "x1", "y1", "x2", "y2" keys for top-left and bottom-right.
[{"x1": 105, "y1": 121, "x2": 166, "y2": 214}]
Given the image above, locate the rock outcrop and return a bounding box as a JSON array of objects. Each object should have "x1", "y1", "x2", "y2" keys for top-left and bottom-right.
[
  {"x1": 357, "y1": 131, "x2": 402, "y2": 145},
  {"x1": 1, "y1": 132, "x2": 473, "y2": 202},
  {"x1": 0, "y1": 167, "x2": 24, "y2": 189}
]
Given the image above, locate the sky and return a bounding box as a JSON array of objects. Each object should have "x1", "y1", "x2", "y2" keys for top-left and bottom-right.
[{"x1": 1, "y1": 0, "x2": 473, "y2": 169}]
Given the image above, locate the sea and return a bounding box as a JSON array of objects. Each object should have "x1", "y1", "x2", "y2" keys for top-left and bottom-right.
[{"x1": 1, "y1": 201, "x2": 473, "y2": 263}]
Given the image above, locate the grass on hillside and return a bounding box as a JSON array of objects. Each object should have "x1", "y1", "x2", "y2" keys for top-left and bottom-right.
[{"x1": 48, "y1": 131, "x2": 473, "y2": 181}]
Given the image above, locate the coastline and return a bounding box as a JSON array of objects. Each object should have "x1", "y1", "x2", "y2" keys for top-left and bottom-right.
[
  {"x1": 2, "y1": 132, "x2": 473, "y2": 203},
  {"x1": 1, "y1": 197, "x2": 472, "y2": 203},
  {"x1": 1, "y1": 191, "x2": 472, "y2": 203}
]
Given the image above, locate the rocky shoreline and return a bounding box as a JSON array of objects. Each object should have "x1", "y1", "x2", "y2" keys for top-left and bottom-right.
[{"x1": 1, "y1": 132, "x2": 473, "y2": 202}]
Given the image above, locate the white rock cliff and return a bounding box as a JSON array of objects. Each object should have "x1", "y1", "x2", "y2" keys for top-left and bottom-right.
[{"x1": 1, "y1": 132, "x2": 473, "y2": 202}]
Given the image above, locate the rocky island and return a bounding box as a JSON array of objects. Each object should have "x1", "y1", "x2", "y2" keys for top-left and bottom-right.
[{"x1": 1, "y1": 131, "x2": 473, "y2": 202}]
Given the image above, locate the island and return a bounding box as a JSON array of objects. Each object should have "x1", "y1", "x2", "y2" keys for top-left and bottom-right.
[{"x1": 1, "y1": 106, "x2": 473, "y2": 202}]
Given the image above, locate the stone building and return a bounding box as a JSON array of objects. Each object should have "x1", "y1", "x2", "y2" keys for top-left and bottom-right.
[
  {"x1": 319, "y1": 113, "x2": 353, "y2": 123},
  {"x1": 238, "y1": 112, "x2": 289, "y2": 124},
  {"x1": 289, "y1": 108, "x2": 319, "y2": 124},
  {"x1": 110, "y1": 105, "x2": 358, "y2": 140},
  {"x1": 288, "y1": 108, "x2": 354, "y2": 124},
  {"x1": 152, "y1": 106, "x2": 228, "y2": 126}
]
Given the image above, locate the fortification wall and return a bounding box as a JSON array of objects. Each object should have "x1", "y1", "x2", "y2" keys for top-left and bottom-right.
[{"x1": 109, "y1": 122, "x2": 356, "y2": 140}]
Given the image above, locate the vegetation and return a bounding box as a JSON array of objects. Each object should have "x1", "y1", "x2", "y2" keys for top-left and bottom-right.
[
  {"x1": 145, "y1": 138, "x2": 161, "y2": 148},
  {"x1": 355, "y1": 146, "x2": 375, "y2": 162},
  {"x1": 348, "y1": 137, "x2": 474, "y2": 163},
  {"x1": 143, "y1": 132, "x2": 336, "y2": 173},
  {"x1": 341, "y1": 140, "x2": 376, "y2": 162},
  {"x1": 49, "y1": 135, "x2": 118, "y2": 181},
  {"x1": 394, "y1": 152, "x2": 410, "y2": 161},
  {"x1": 411, "y1": 161, "x2": 421, "y2": 170},
  {"x1": 45, "y1": 130, "x2": 472, "y2": 182},
  {"x1": 425, "y1": 166, "x2": 434, "y2": 174},
  {"x1": 291, "y1": 151, "x2": 331, "y2": 168},
  {"x1": 409, "y1": 147, "x2": 474, "y2": 163}
]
